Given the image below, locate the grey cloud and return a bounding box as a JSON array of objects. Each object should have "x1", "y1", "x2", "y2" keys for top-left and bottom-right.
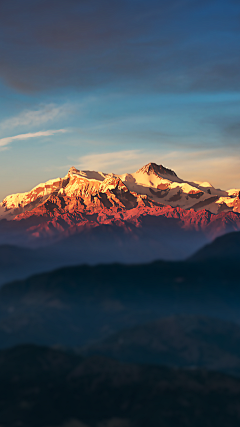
[
  {"x1": 224, "y1": 121, "x2": 240, "y2": 140},
  {"x1": 205, "y1": 110, "x2": 240, "y2": 146},
  {"x1": 190, "y1": 60, "x2": 240, "y2": 93},
  {"x1": 0, "y1": 0, "x2": 239, "y2": 93}
]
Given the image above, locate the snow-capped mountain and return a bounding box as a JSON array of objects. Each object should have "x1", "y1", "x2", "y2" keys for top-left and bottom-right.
[
  {"x1": 118, "y1": 163, "x2": 240, "y2": 213},
  {"x1": 2, "y1": 162, "x2": 240, "y2": 217},
  {"x1": 1, "y1": 162, "x2": 240, "y2": 249}
]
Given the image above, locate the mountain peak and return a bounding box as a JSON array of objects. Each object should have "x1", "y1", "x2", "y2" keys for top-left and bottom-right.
[
  {"x1": 68, "y1": 166, "x2": 80, "y2": 176},
  {"x1": 136, "y1": 162, "x2": 177, "y2": 177}
]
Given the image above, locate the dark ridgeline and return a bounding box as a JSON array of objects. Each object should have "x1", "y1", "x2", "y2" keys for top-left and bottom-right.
[
  {"x1": 0, "y1": 218, "x2": 206, "y2": 286},
  {"x1": 1, "y1": 230, "x2": 240, "y2": 425},
  {"x1": 1, "y1": 230, "x2": 240, "y2": 350},
  {"x1": 1, "y1": 344, "x2": 240, "y2": 427}
]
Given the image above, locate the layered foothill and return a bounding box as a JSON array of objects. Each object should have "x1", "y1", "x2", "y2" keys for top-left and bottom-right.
[
  {"x1": 2, "y1": 344, "x2": 240, "y2": 427},
  {"x1": 1, "y1": 163, "x2": 240, "y2": 254}
]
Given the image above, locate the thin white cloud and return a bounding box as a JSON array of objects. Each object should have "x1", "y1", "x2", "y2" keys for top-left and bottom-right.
[
  {"x1": 0, "y1": 129, "x2": 67, "y2": 147},
  {"x1": 0, "y1": 146, "x2": 9, "y2": 152},
  {"x1": 78, "y1": 148, "x2": 240, "y2": 190},
  {"x1": 0, "y1": 104, "x2": 70, "y2": 129},
  {"x1": 78, "y1": 150, "x2": 149, "y2": 173}
]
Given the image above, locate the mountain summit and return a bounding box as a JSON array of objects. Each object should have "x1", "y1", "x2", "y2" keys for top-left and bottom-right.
[
  {"x1": 136, "y1": 162, "x2": 178, "y2": 178},
  {"x1": 0, "y1": 162, "x2": 240, "y2": 253}
]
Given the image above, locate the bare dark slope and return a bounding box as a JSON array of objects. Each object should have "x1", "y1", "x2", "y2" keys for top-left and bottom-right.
[
  {"x1": 0, "y1": 219, "x2": 206, "y2": 286},
  {"x1": 1, "y1": 230, "x2": 240, "y2": 374},
  {"x1": 1, "y1": 250, "x2": 240, "y2": 350},
  {"x1": 1, "y1": 344, "x2": 240, "y2": 427},
  {"x1": 191, "y1": 230, "x2": 240, "y2": 261},
  {"x1": 1, "y1": 213, "x2": 240, "y2": 287},
  {"x1": 84, "y1": 316, "x2": 240, "y2": 377}
]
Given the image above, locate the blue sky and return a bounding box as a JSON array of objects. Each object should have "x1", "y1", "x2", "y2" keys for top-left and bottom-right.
[{"x1": 1, "y1": 0, "x2": 240, "y2": 199}]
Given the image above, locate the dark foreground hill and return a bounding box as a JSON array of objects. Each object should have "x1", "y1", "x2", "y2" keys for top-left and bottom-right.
[
  {"x1": 2, "y1": 344, "x2": 240, "y2": 427},
  {"x1": 0, "y1": 221, "x2": 205, "y2": 286},
  {"x1": 1, "y1": 226, "x2": 240, "y2": 286},
  {"x1": 190, "y1": 229, "x2": 240, "y2": 261},
  {"x1": 1, "y1": 230, "x2": 240, "y2": 375},
  {"x1": 83, "y1": 316, "x2": 240, "y2": 377},
  {"x1": 1, "y1": 250, "x2": 240, "y2": 351}
]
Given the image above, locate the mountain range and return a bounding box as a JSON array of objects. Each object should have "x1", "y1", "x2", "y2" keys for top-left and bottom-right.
[
  {"x1": 1, "y1": 163, "x2": 240, "y2": 263},
  {"x1": 1, "y1": 189, "x2": 240, "y2": 425}
]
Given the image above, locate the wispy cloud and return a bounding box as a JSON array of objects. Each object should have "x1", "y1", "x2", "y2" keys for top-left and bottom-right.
[
  {"x1": 78, "y1": 150, "x2": 149, "y2": 173},
  {"x1": 78, "y1": 148, "x2": 240, "y2": 190},
  {"x1": 0, "y1": 104, "x2": 70, "y2": 129},
  {"x1": 0, "y1": 129, "x2": 67, "y2": 147}
]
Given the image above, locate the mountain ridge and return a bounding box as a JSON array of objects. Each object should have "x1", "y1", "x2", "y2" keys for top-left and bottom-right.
[
  {"x1": 2, "y1": 162, "x2": 239, "y2": 216},
  {"x1": 1, "y1": 162, "x2": 240, "y2": 251}
]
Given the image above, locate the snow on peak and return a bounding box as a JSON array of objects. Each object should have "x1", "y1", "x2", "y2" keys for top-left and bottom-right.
[
  {"x1": 68, "y1": 166, "x2": 80, "y2": 175},
  {"x1": 193, "y1": 181, "x2": 213, "y2": 188},
  {"x1": 68, "y1": 166, "x2": 106, "y2": 182},
  {"x1": 227, "y1": 189, "x2": 240, "y2": 197},
  {"x1": 2, "y1": 162, "x2": 240, "y2": 220},
  {"x1": 100, "y1": 176, "x2": 128, "y2": 192},
  {"x1": 1, "y1": 176, "x2": 68, "y2": 216},
  {"x1": 136, "y1": 163, "x2": 178, "y2": 178}
]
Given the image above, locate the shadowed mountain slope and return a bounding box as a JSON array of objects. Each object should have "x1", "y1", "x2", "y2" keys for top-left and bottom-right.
[
  {"x1": 2, "y1": 344, "x2": 240, "y2": 427},
  {"x1": 191, "y1": 230, "x2": 240, "y2": 261},
  {"x1": 84, "y1": 316, "x2": 240, "y2": 377},
  {"x1": 0, "y1": 219, "x2": 206, "y2": 285},
  {"x1": 1, "y1": 247, "x2": 240, "y2": 349},
  {"x1": 1, "y1": 220, "x2": 240, "y2": 286}
]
